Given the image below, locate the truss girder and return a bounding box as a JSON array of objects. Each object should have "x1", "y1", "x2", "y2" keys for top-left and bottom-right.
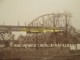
[{"x1": 28, "y1": 13, "x2": 71, "y2": 30}]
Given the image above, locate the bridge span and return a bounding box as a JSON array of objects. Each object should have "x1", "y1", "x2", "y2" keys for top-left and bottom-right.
[
  {"x1": 0, "y1": 25, "x2": 64, "y2": 33},
  {"x1": 0, "y1": 12, "x2": 79, "y2": 46}
]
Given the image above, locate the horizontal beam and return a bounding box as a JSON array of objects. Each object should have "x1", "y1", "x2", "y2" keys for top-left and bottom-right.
[{"x1": 0, "y1": 25, "x2": 65, "y2": 33}]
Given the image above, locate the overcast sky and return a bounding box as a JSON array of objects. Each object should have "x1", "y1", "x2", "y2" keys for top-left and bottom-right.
[{"x1": 0, "y1": 0, "x2": 80, "y2": 29}]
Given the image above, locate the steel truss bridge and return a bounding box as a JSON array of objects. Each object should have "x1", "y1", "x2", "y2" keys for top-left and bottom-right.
[{"x1": 0, "y1": 12, "x2": 79, "y2": 47}]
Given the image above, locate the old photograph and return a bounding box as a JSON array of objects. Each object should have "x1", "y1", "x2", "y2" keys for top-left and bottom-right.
[{"x1": 0, "y1": 0, "x2": 80, "y2": 60}]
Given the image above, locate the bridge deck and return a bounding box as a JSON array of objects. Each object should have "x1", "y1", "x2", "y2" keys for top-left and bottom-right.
[{"x1": 0, "y1": 25, "x2": 65, "y2": 33}]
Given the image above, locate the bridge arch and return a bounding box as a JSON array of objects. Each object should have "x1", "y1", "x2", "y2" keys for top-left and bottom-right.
[{"x1": 28, "y1": 12, "x2": 72, "y2": 30}]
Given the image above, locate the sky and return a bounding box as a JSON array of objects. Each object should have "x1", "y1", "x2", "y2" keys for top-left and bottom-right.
[{"x1": 0, "y1": 0, "x2": 80, "y2": 29}]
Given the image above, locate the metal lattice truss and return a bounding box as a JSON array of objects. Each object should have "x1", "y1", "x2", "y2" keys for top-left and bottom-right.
[
  {"x1": 28, "y1": 12, "x2": 71, "y2": 30},
  {"x1": 0, "y1": 12, "x2": 79, "y2": 45},
  {"x1": 0, "y1": 31, "x2": 14, "y2": 41},
  {"x1": 26, "y1": 12, "x2": 79, "y2": 44}
]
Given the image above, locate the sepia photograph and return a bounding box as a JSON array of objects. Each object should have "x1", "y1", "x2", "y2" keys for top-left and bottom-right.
[{"x1": 0, "y1": 0, "x2": 80, "y2": 60}]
